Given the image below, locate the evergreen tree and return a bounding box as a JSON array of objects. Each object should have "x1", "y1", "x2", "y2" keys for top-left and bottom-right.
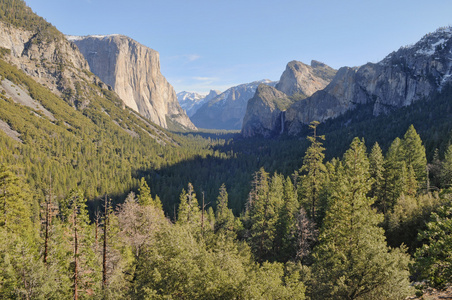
[
  {"x1": 400, "y1": 125, "x2": 427, "y2": 184},
  {"x1": 177, "y1": 183, "x2": 201, "y2": 229},
  {"x1": 369, "y1": 142, "x2": 385, "y2": 210},
  {"x1": 61, "y1": 189, "x2": 101, "y2": 299},
  {"x1": 0, "y1": 164, "x2": 35, "y2": 236},
  {"x1": 311, "y1": 138, "x2": 412, "y2": 300},
  {"x1": 414, "y1": 204, "x2": 452, "y2": 288},
  {"x1": 137, "y1": 177, "x2": 162, "y2": 209},
  {"x1": 214, "y1": 183, "x2": 238, "y2": 237},
  {"x1": 441, "y1": 144, "x2": 452, "y2": 187},
  {"x1": 274, "y1": 177, "x2": 299, "y2": 262},
  {"x1": 298, "y1": 121, "x2": 327, "y2": 222},
  {"x1": 382, "y1": 137, "x2": 404, "y2": 211},
  {"x1": 244, "y1": 168, "x2": 279, "y2": 262}
]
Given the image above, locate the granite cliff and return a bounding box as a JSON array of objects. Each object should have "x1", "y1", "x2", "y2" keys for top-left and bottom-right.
[
  {"x1": 69, "y1": 35, "x2": 196, "y2": 130},
  {"x1": 242, "y1": 60, "x2": 336, "y2": 137},
  {"x1": 241, "y1": 84, "x2": 293, "y2": 137},
  {"x1": 0, "y1": 20, "x2": 105, "y2": 108},
  {"x1": 191, "y1": 79, "x2": 276, "y2": 130},
  {"x1": 242, "y1": 27, "x2": 452, "y2": 137},
  {"x1": 276, "y1": 60, "x2": 336, "y2": 97}
]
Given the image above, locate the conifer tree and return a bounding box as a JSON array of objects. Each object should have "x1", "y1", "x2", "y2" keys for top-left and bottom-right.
[
  {"x1": 441, "y1": 144, "x2": 452, "y2": 187},
  {"x1": 62, "y1": 189, "x2": 101, "y2": 299},
  {"x1": 177, "y1": 183, "x2": 201, "y2": 227},
  {"x1": 400, "y1": 125, "x2": 427, "y2": 184},
  {"x1": 311, "y1": 138, "x2": 412, "y2": 300},
  {"x1": 414, "y1": 204, "x2": 452, "y2": 288},
  {"x1": 245, "y1": 168, "x2": 279, "y2": 262},
  {"x1": 369, "y1": 142, "x2": 385, "y2": 210},
  {"x1": 274, "y1": 177, "x2": 299, "y2": 261},
  {"x1": 0, "y1": 164, "x2": 34, "y2": 236},
  {"x1": 214, "y1": 183, "x2": 237, "y2": 237},
  {"x1": 138, "y1": 177, "x2": 162, "y2": 209},
  {"x1": 382, "y1": 137, "x2": 404, "y2": 211},
  {"x1": 298, "y1": 121, "x2": 326, "y2": 222}
]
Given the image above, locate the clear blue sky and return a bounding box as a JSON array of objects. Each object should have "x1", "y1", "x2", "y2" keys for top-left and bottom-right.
[{"x1": 25, "y1": 0, "x2": 452, "y2": 94}]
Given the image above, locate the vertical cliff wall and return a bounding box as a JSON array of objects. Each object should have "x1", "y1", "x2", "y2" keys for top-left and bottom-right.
[{"x1": 69, "y1": 35, "x2": 195, "y2": 130}]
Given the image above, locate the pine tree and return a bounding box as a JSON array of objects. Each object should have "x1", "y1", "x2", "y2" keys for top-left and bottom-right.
[
  {"x1": 0, "y1": 164, "x2": 34, "y2": 236},
  {"x1": 414, "y1": 204, "x2": 452, "y2": 288},
  {"x1": 298, "y1": 121, "x2": 327, "y2": 222},
  {"x1": 441, "y1": 144, "x2": 452, "y2": 187},
  {"x1": 137, "y1": 177, "x2": 162, "y2": 208},
  {"x1": 369, "y1": 142, "x2": 385, "y2": 210},
  {"x1": 274, "y1": 177, "x2": 299, "y2": 261},
  {"x1": 244, "y1": 168, "x2": 280, "y2": 262},
  {"x1": 382, "y1": 137, "x2": 404, "y2": 211},
  {"x1": 400, "y1": 125, "x2": 427, "y2": 184},
  {"x1": 311, "y1": 138, "x2": 412, "y2": 300},
  {"x1": 177, "y1": 183, "x2": 201, "y2": 228},
  {"x1": 214, "y1": 183, "x2": 237, "y2": 237},
  {"x1": 61, "y1": 189, "x2": 101, "y2": 299}
]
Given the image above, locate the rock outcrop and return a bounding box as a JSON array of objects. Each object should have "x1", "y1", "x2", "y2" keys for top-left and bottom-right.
[
  {"x1": 241, "y1": 85, "x2": 293, "y2": 137},
  {"x1": 241, "y1": 27, "x2": 452, "y2": 137},
  {"x1": 0, "y1": 21, "x2": 100, "y2": 107},
  {"x1": 69, "y1": 35, "x2": 195, "y2": 130},
  {"x1": 276, "y1": 60, "x2": 336, "y2": 97},
  {"x1": 286, "y1": 27, "x2": 452, "y2": 134},
  {"x1": 241, "y1": 60, "x2": 336, "y2": 137},
  {"x1": 191, "y1": 80, "x2": 276, "y2": 130}
]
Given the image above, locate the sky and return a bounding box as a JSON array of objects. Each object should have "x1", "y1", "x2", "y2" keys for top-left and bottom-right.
[{"x1": 25, "y1": 0, "x2": 452, "y2": 94}]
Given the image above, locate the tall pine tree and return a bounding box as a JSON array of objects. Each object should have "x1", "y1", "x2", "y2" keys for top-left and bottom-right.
[{"x1": 311, "y1": 138, "x2": 412, "y2": 300}]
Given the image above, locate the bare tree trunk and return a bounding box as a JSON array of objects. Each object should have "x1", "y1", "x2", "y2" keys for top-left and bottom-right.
[
  {"x1": 95, "y1": 208, "x2": 100, "y2": 252},
  {"x1": 74, "y1": 208, "x2": 79, "y2": 300},
  {"x1": 102, "y1": 195, "x2": 108, "y2": 290}
]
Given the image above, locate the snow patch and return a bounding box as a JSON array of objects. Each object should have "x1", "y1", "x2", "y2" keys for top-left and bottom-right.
[{"x1": 66, "y1": 34, "x2": 121, "y2": 41}]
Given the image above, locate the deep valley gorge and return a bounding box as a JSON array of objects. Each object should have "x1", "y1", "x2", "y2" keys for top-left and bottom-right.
[{"x1": 1, "y1": 0, "x2": 452, "y2": 299}]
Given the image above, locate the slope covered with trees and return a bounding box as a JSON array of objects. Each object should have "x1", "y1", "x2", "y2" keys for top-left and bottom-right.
[
  {"x1": 3, "y1": 117, "x2": 452, "y2": 298},
  {"x1": 1, "y1": 1, "x2": 452, "y2": 298}
]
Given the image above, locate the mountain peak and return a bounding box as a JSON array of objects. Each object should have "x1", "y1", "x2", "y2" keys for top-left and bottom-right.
[
  {"x1": 66, "y1": 34, "x2": 121, "y2": 41},
  {"x1": 70, "y1": 35, "x2": 195, "y2": 130},
  {"x1": 275, "y1": 60, "x2": 336, "y2": 97}
]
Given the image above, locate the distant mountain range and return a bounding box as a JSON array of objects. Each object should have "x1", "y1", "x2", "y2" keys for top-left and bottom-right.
[
  {"x1": 241, "y1": 27, "x2": 452, "y2": 137},
  {"x1": 188, "y1": 79, "x2": 277, "y2": 130},
  {"x1": 177, "y1": 90, "x2": 220, "y2": 117}
]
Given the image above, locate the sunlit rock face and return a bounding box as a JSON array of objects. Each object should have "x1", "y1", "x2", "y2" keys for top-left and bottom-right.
[{"x1": 70, "y1": 34, "x2": 195, "y2": 129}]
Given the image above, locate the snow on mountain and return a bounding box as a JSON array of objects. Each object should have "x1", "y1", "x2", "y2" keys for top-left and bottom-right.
[
  {"x1": 177, "y1": 90, "x2": 221, "y2": 117},
  {"x1": 190, "y1": 79, "x2": 277, "y2": 130}
]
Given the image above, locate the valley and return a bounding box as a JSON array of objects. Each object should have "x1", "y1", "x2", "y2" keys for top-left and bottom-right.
[{"x1": 0, "y1": 0, "x2": 452, "y2": 299}]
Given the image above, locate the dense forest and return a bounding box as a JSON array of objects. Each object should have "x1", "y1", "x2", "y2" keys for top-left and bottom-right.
[
  {"x1": 2, "y1": 120, "x2": 452, "y2": 299},
  {"x1": 1, "y1": 0, "x2": 452, "y2": 298}
]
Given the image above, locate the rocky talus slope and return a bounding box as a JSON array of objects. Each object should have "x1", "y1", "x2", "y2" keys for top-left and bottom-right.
[{"x1": 0, "y1": 21, "x2": 106, "y2": 108}]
